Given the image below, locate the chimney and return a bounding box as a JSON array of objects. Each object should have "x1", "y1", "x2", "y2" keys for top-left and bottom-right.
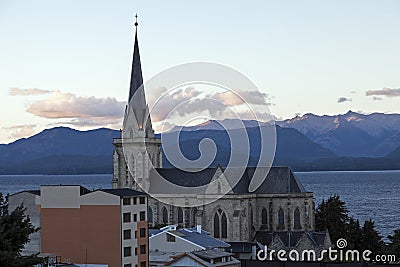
[{"x1": 196, "y1": 224, "x2": 202, "y2": 234}]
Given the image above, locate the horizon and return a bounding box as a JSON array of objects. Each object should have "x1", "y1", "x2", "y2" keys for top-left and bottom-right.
[
  {"x1": 1, "y1": 0, "x2": 399, "y2": 143},
  {"x1": 2, "y1": 109, "x2": 399, "y2": 145}
]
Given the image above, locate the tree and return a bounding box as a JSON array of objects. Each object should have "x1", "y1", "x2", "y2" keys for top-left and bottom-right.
[
  {"x1": 360, "y1": 219, "x2": 385, "y2": 255},
  {"x1": 347, "y1": 217, "x2": 363, "y2": 250},
  {"x1": 0, "y1": 193, "x2": 42, "y2": 266},
  {"x1": 315, "y1": 195, "x2": 349, "y2": 243},
  {"x1": 387, "y1": 229, "x2": 400, "y2": 260}
]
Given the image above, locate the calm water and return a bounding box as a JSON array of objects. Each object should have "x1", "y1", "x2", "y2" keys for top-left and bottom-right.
[{"x1": 0, "y1": 171, "x2": 399, "y2": 238}]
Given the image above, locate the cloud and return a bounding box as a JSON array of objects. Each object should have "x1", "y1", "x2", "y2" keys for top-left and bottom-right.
[
  {"x1": 26, "y1": 91, "x2": 126, "y2": 119},
  {"x1": 212, "y1": 90, "x2": 269, "y2": 106},
  {"x1": 337, "y1": 97, "x2": 352, "y2": 103},
  {"x1": 147, "y1": 87, "x2": 272, "y2": 123},
  {"x1": 9, "y1": 87, "x2": 51, "y2": 96},
  {"x1": 3, "y1": 124, "x2": 37, "y2": 140},
  {"x1": 366, "y1": 87, "x2": 400, "y2": 98},
  {"x1": 372, "y1": 96, "x2": 382, "y2": 101}
]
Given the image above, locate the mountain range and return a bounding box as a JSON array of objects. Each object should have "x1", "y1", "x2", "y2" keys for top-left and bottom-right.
[
  {"x1": 277, "y1": 111, "x2": 400, "y2": 157},
  {"x1": 0, "y1": 111, "x2": 399, "y2": 174}
]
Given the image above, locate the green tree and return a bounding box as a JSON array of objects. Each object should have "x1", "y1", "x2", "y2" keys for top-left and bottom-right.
[
  {"x1": 360, "y1": 219, "x2": 385, "y2": 255},
  {"x1": 347, "y1": 217, "x2": 363, "y2": 250},
  {"x1": 0, "y1": 193, "x2": 42, "y2": 267},
  {"x1": 387, "y1": 229, "x2": 400, "y2": 260},
  {"x1": 316, "y1": 194, "x2": 349, "y2": 243}
]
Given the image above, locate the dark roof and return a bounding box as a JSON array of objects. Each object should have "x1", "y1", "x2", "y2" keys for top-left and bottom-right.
[
  {"x1": 100, "y1": 188, "x2": 147, "y2": 197},
  {"x1": 9, "y1": 190, "x2": 40, "y2": 197},
  {"x1": 149, "y1": 166, "x2": 306, "y2": 194},
  {"x1": 193, "y1": 248, "x2": 232, "y2": 260},
  {"x1": 227, "y1": 242, "x2": 257, "y2": 253},
  {"x1": 254, "y1": 231, "x2": 328, "y2": 248},
  {"x1": 174, "y1": 229, "x2": 230, "y2": 249}
]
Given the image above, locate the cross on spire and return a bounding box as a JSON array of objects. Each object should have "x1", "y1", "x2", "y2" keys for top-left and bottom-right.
[{"x1": 134, "y1": 13, "x2": 138, "y2": 27}]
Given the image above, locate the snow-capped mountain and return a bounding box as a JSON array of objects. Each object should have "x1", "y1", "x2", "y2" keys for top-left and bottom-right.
[{"x1": 277, "y1": 111, "x2": 400, "y2": 157}]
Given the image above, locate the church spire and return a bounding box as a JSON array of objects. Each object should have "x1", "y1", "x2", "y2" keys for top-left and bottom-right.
[
  {"x1": 128, "y1": 14, "x2": 144, "y2": 102},
  {"x1": 127, "y1": 14, "x2": 149, "y2": 130}
]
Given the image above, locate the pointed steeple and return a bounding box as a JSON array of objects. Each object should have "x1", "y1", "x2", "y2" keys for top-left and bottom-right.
[{"x1": 127, "y1": 14, "x2": 148, "y2": 129}]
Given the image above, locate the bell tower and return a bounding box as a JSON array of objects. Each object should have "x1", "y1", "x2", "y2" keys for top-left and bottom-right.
[{"x1": 112, "y1": 15, "x2": 162, "y2": 191}]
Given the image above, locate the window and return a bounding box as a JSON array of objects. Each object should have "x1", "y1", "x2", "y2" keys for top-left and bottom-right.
[
  {"x1": 124, "y1": 247, "x2": 132, "y2": 257},
  {"x1": 166, "y1": 233, "x2": 176, "y2": 242},
  {"x1": 278, "y1": 208, "x2": 285, "y2": 230},
  {"x1": 140, "y1": 227, "x2": 146, "y2": 238},
  {"x1": 148, "y1": 207, "x2": 153, "y2": 223},
  {"x1": 133, "y1": 214, "x2": 137, "y2": 222},
  {"x1": 140, "y1": 211, "x2": 146, "y2": 221},
  {"x1": 261, "y1": 207, "x2": 268, "y2": 225},
  {"x1": 135, "y1": 230, "x2": 137, "y2": 239},
  {"x1": 123, "y1": 213, "x2": 131, "y2": 223},
  {"x1": 162, "y1": 206, "x2": 168, "y2": 224},
  {"x1": 213, "y1": 208, "x2": 228, "y2": 238},
  {"x1": 123, "y1": 198, "x2": 131, "y2": 205},
  {"x1": 140, "y1": 261, "x2": 146, "y2": 267},
  {"x1": 123, "y1": 229, "x2": 131, "y2": 240},
  {"x1": 133, "y1": 197, "x2": 137, "y2": 205},
  {"x1": 294, "y1": 207, "x2": 301, "y2": 229},
  {"x1": 135, "y1": 247, "x2": 137, "y2": 255},
  {"x1": 140, "y1": 197, "x2": 145, "y2": 204},
  {"x1": 124, "y1": 264, "x2": 132, "y2": 267},
  {"x1": 140, "y1": 244, "x2": 146, "y2": 255},
  {"x1": 177, "y1": 207, "x2": 183, "y2": 223}
]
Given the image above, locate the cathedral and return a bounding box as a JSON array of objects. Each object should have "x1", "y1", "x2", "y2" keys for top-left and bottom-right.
[{"x1": 112, "y1": 21, "x2": 330, "y2": 251}]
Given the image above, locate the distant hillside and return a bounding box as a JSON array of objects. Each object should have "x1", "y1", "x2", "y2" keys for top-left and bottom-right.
[
  {"x1": 0, "y1": 120, "x2": 399, "y2": 174},
  {"x1": 387, "y1": 147, "x2": 400, "y2": 158},
  {"x1": 0, "y1": 127, "x2": 119, "y2": 163},
  {"x1": 161, "y1": 125, "x2": 335, "y2": 168},
  {"x1": 277, "y1": 111, "x2": 400, "y2": 157}
]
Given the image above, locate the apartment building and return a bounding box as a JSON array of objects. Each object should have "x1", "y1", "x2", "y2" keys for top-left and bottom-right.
[{"x1": 9, "y1": 186, "x2": 149, "y2": 267}]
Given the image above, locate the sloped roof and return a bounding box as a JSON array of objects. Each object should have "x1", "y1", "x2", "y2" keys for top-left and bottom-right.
[
  {"x1": 149, "y1": 166, "x2": 306, "y2": 194},
  {"x1": 150, "y1": 227, "x2": 230, "y2": 249},
  {"x1": 100, "y1": 188, "x2": 147, "y2": 197},
  {"x1": 254, "y1": 231, "x2": 328, "y2": 248}
]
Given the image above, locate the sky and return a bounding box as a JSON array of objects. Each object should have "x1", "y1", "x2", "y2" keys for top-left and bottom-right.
[{"x1": 0, "y1": 0, "x2": 399, "y2": 144}]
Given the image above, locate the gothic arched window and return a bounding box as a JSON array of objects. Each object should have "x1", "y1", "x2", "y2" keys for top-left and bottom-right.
[
  {"x1": 278, "y1": 208, "x2": 285, "y2": 230},
  {"x1": 178, "y1": 207, "x2": 184, "y2": 224},
  {"x1": 192, "y1": 208, "x2": 197, "y2": 227},
  {"x1": 213, "y1": 208, "x2": 228, "y2": 238},
  {"x1": 162, "y1": 206, "x2": 168, "y2": 224},
  {"x1": 214, "y1": 213, "x2": 220, "y2": 238},
  {"x1": 148, "y1": 206, "x2": 153, "y2": 224},
  {"x1": 294, "y1": 207, "x2": 301, "y2": 230},
  {"x1": 261, "y1": 207, "x2": 268, "y2": 225}
]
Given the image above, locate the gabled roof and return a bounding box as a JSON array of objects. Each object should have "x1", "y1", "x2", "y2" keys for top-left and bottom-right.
[
  {"x1": 254, "y1": 230, "x2": 328, "y2": 248},
  {"x1": 149, "y1": 166, "x2": 306, "y2": 194},
  {"x1": 100, "y1": 188, "x2": 147, "y2": 197}
]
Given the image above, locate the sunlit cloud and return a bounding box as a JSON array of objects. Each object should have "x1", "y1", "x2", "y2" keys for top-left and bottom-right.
[
  {"x1": 3, "y1": 124, "x2": 37, "y2": 140},
  {"x1": 26, "y1": 90, "x2": 125, "y2": 119},
  {"x1": 9, "y1": 87, "x2": 51, "y2": 96}
]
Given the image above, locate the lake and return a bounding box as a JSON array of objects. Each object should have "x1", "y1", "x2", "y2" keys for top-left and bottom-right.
[{"x1": 0, "y1": 170, "x2": 399, "y2": 239}]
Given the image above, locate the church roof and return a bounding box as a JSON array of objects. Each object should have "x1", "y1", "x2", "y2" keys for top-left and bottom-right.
[
  {"x1": 150, "y1": 166, "x2": 306, "y2": 194},
  {"x1": 254, "y1": 231, "x2": 328, "y2": 248}
]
